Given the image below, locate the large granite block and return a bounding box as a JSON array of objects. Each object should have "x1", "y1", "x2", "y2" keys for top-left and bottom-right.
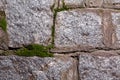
[
  {"x1": 0, "y1": 56, "x2": 78, "y2": 80},
  {"x1": 5, "y1": 0, "x2": 54, "y2": 48},
  {"x1": 79, "y1": 51, "x2": 120, "y2": 80},
  {"x1": 55, "y1": 9, "x2": 104, "y2": 50}
]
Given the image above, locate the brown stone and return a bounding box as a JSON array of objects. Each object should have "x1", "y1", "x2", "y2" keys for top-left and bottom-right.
[{"x1": 110, "y1": 10, "x2": 120, "y2": 49}]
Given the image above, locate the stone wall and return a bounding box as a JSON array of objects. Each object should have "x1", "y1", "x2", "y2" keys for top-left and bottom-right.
[
  {"x1": 1, "y1": 0, "x2": 120, "y2": 80},
  {"x1": 1, "y1": 0, "x2": 120, "y2": 50}
]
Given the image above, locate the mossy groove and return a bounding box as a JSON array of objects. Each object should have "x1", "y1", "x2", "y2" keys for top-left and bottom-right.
[
  {"x1": 16, "y1": 44, "x2": 54, "y2": 57},
  {"x1": 0, "y1": 11, "x2": 7, "y2": 31},
  {"x1": 51, "y1": 0, "x2": 71, "y2": 48}
]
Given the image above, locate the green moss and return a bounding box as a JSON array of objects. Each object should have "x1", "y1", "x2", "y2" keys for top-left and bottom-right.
[
  {"x1": 54, "y1": 3, "x2": 69, "y2": 12},
  {"x1": 51, "y1": 10, "x2": 57, "y2": 46},
  {"x1": 53, "y1": 0, "x2": 69, "y2": 12},
  {"x1": 16, "y1": 44, "x2": 54, "y2": 57},
  {"x1": 0, "y1": 17, "x2": 7, "y2": 31},
  {"x1": 0, "y1": 11, "x2": 7, "y2": 31},
  {"x1": 51, "y1": 3, "x2": 69, "y2": 46},
  {"x1": 51, "y1": 0, "x2": 71, "y2": 47},
  {"x1": 54, "y1": 7, "x2": 69, "y2": 12}
]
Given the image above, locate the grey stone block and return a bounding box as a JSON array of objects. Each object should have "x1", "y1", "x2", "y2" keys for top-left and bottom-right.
[
  {"x1": 79, "y1": 51, "x2": 120, "y2": 80},
  {"x1": 0, "y1": 56, "x2": 78, "y2": 80},
  {"x1": 55, "y1": 9, "x2": 104, "y2": 50},
  {"x1": 5, "y1": 0, "x2": 54, "y2": 47}
]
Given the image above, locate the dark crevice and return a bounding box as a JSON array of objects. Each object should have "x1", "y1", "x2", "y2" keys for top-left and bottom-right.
[
  {"x1": 50, "y1": 50, "x2": 89, "y2": 54},
  {"x1": 8, "y1": 47, "x2": 20, "y2": 50},
  {"x1": 95, "y1": 47, "x2": 120, "y2": 51},
  {"x1": 51, "y1": 47, "x2": 120, "y2": 54},
  {"x1": 71, "y1": 55, "x2": 79, "y2": 61},
  {"x1": 51, "y1": 9, "x2": 57, "y2": 47}
]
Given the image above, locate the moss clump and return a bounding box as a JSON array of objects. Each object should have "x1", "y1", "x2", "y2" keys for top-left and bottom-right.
[
  {"x1": 0, "y1": 17, "x2": 7, "y2": 31},
  {"x1": 0, "y1": 11, "x2": 7, "y2": 31},
  {"x1": 54, "y1": 7, "x2": 69, "y2": 12},
  {"x1": 16, "y1": 44, "x2": 54, "y2": 57}
]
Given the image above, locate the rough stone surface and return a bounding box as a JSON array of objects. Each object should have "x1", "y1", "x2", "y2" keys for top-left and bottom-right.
[
  {"x1": 103, "y1": 0, "x2": 120, "y2": 9},
  {"x1": 111, "y1": 12, "x2": 120, "y2": 48},
  {"x1": 0, "y1": 11, "x2": 8, "y2": 50},
  {"x1": 55, "y1": 0, "x2": 84, "y2": 9},
  {"x1": 85, "y1": 0, "x2": 103, "y2": 8},
  {"x1": 0, "y1": 28, "x2": 8, "y2": 50},
  {"x1": 2, "y1": 0, "x2": 120, "y2": 80},
  {"x1": 102, "y1": 10, "x2": 114, "y2": 48},
  {"x1": 0, "y1": 0, "x2": 5, "y2": 11},
  {"x1": 63, "y1": 0, "x2": 84, "y2": 8},
  {"x1": 79, "y1": 51, "x2": 120, "y2": 80},
  {"x1": 5, "y1": 0, "x2": 54, "y2": 48},
  {"x1": 55, "y1": 0, "x2": 120, "y2": 9},
  {"x1": 0, "y1": 55, "x2": 78, "y2": 80},
  {"x1": 55, "y1": 9, "x2": 104, "y2": 49},
  {"x1": 84, "y1": 0, "x2": 120, "y2": 9}
]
